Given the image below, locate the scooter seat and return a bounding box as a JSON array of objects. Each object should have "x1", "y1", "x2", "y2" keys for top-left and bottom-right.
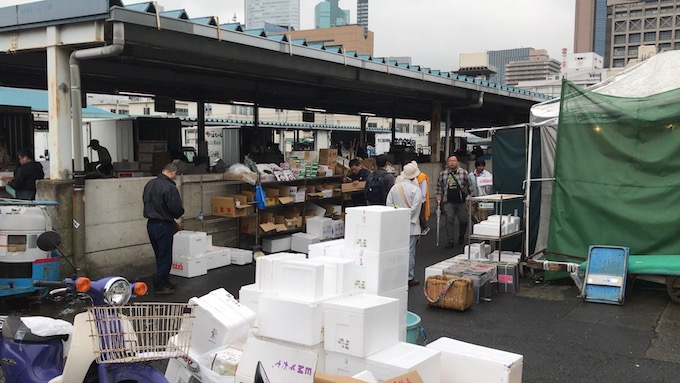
[{"x1": 1, "y1": 316, "x2": 70, "y2": 342}]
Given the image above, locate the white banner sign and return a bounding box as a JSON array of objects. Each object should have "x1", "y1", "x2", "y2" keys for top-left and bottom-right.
[{"x1": 477, "y1": 176, "x2": 493, "y2": 187}]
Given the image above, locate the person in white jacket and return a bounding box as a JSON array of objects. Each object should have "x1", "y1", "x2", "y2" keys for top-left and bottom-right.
[{"x1": 387, "y1": 162, "x2": 423, "y2": 287}]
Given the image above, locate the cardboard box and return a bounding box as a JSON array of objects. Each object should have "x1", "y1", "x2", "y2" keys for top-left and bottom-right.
[
  {"x1": 212, "y1": 195, "x2": 252, "y2": 217},
  {"x1": 279, "y1": 185, "x2": 298, "y2": 198},
  {"x1": 319, "y1": 148, "x2": 338, "y2": 165},
  {"x1": 240, "y1": 190, "x2": 255, "y2": 203},
  {"x1": 265, "y1": 188, "x2": 280, "y2": 206},
  {"x1": 342, "y1": 181, "x2": 366, "y2": 193}
]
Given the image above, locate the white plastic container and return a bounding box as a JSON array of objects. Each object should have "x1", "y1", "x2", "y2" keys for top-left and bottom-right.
[
  {"x1": 255, "y1": 252, "x2": 305, "y2": 290},
  {"x1": 426, "y1": 337, "x2": 523, "y2": 383},
  {"x1": 324, "y1": 294, "x2": 400, "y2": 357},
  {"x1": 308, "y1": 239, "x2": 345, "y2": 258},
  {"x1": 257, "y1": 294, "x2": 325, "y2": 346},
  {"x1": 205, "y1": 245, "x2": 231, "y2": 269},
  {"x1": 262, "y1": 235, "x2": 292, "y2": 253},
  {"x1": 291, "y1": 232, "x2": 320, "y2": 253},
  {"x1": 325, "y1": 351, "x2": 368, "y2": 376},
  {"x1": 170, "y1": 255, "x2": 208, "y2": 278},
  {"x1": 172, "y1": 230, "x2": 208, "y2": 258},
  {"x1": 230, "y1": 248, "x2": 253, "y2": 265},
  {"x1": 274, "y1": 259, "x2": 325, "y2": 301},
  {"x1": 306, "y1": 216, "x2": 333, "y2": 240},
  {"x1": 344, "y1": 206, "x2": 410, "y2": 252},
  {"x1": 366, "y1": 342, "x2": 441, "y2": 383},
  {"x1": 342, "y1": 247, "x2": 409, "y2": 294}
]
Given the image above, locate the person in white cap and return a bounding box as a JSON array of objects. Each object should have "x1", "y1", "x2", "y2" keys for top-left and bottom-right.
[{"x1": 386, "y1": 162, "x2": 423, "y2": 287}]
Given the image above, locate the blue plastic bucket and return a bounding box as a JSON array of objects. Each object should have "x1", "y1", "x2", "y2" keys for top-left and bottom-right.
[{"x1": 406, "y1": 311, "x2": 421, "y2": 344}]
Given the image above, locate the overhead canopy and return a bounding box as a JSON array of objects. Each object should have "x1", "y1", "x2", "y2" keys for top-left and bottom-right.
[{"x1": 0, "y1": 0, "x2": 546, "y2": 125}]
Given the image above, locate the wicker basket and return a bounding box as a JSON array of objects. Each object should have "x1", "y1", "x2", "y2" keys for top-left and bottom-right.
[{"x1": 424, "y1": 275, "x2": 474, "y2": 311}]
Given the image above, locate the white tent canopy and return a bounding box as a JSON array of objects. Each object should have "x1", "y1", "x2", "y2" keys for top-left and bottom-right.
[{"x1": 529, "y1": 50, "x2": 680, "y2": 254}]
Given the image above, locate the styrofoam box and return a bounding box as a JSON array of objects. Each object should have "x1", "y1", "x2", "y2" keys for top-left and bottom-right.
[
  {"x1": 306, "y1": 216, "x2": 333, "y2": 240},
  {"x1": 331, "y1": 219, "x2": 344, "y2": 239},
  {"x1": 342, "y1": 247, "x2": 409, "y2": 294},
  {"x1": 426, "y1": 337, "x2": 523, "y2": 383},
  {"x1": 262, "y1": 235, "x2": 292, "y2": 253},
  {"x1": 238, "y1": 283, "x2": 268, "y2": 327},
  {"x1": 170, "y1": 255, "x2": 208, "y2": 278},
  {"x1": 308, "y1": 239, "x2": 345, "y2": 258},
  {"x1": 274, "y1": 259, "x2": 325, "y2": 301},
  {"x1": 257, "y1": 294, "x2": 325, "y2": 346},
  {"x1": 291, "y1": 232, "x2": 320, "y2": 254},
  {"x1": 313, "y1": 257, "x2": 356, "y2": 298},
  {"x1": 464, "y1": 243, "x2": 492, "y2": 259},
  {"x1": 324, "y1": 294, "x2": 400, "y2": 357},
  {"x1": 472, "y1": 222, "x2": 505, "y2": 236},
  {"x1": 256, "y1": 252, "x2": 305, "y2": 290},
  {"x1": 230, "y1": 247, "x2": 253, "y2": 265},
  {"x1": 488, "y1": 215, "x2": 521, "y2": 233},
  {"x1": 189, "y1": 295, "x2": 250, "y2": 355},
  {"x1": 344, "y1": 206, "x2": 410, "y2": 252},
  {"x1": 207, "y1": 288, "x2": 257, "y2": 327},
  {"x1": 325, "y1": 351, "x2": 368, "y2": 377},
  {"x1": 172, "y1": 230, "x2": 208, "y2": 258},
  {"x1": 255, "y1": 335, "x2": 327, "y2": 373},
  {"x1": 366, "y1": 342, "x2": 441, "y2": 383},
  {"x1": 378, "y1": 285, "x2": 408, "y2": 328},
  {"x1": 164, "y1": 356, "x2": 198, "y2": 383},
  {"x1": 399, "y1": 324, "x2": 406, "y2": 342},
  {"x1": 487, "y1": 250, "x2": 522, "y2": 264},
  {"x1": 205, "y1": 245, "x2": 231, "y2": 269}
]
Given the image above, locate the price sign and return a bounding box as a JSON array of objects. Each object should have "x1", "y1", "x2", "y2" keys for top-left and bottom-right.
[{"x1": 477, "y1": 176, "x2": 493, "y2": 187}]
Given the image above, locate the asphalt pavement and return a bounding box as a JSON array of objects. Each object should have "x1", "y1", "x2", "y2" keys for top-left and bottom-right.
[{"x1": 3, "y1": 225, "x2": 680, "y2": 383}]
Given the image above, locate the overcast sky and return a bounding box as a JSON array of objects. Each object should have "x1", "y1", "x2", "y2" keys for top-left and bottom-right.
[{"x1": 1, "y1": 0, "x2": 576, "y2": 71}]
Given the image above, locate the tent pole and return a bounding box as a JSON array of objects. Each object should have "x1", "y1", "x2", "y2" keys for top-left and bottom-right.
[{"x1": 525, "y1": 124, "x2": 533, "y2": 262}]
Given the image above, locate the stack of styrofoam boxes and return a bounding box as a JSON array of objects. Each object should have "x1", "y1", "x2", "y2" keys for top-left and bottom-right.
[
  {"x1": 424, "y1": 257, "x2": 460, "y2": 280},
  {"x1": 166, "y1": 288, "x2": 256, "y2": 382},
  {"x1": 331, "y1": 219, "x2": 344, "y2": 239},
  {"x1": 324, "y1": 294, "x2": 401, "y2": 376},
  {"x1": 464, "y1": 242, "x2": 492, "y2": 260},
  {"x1": 426, "y1": 337, "x2": 523, "y2": 383},
  {"x1": 308, "y1": 239, "x2": 345, "y2": 258},
  {"x1": 342, "y1": 206, "x2": 410, "y2": 340},
  {"x1": 306, "y1": 216, "x2": 334, "y2": 240},
  {"x1": 291, "y1": 232, "x2": 320, "y2": 253},
  {"x1": 228, "y1": 247, "x2": 253, "y2": 265},
  {"x1": 171, "y1": 230, "x2": 208, "y2": 278},
  {"x1": 366, "y1": 342, "x2": 442, "y2": 383},
  {"x1": 473, "y1": 214, "x2": 521, "y2": 237}
]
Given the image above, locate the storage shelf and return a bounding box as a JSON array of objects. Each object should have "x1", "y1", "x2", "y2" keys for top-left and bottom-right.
[
  {"x1": 241, "y1": 227, "x2": 304, "y2": 238},
  {"x1": 470, "y1": 230, "x2": 524, "y2": 242}
]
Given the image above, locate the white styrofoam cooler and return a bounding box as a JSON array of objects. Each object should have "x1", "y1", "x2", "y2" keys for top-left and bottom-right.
[
  {"x1": 205, "y1": 245, "x2": 231, "y2": 269},
  {"x1": 464, "y1": 243, "x2": 492, "y2": 259},
  {"x1": 306, "y1": 216, "x2": 333, "y2": 240},
  {"x1": 170, "y1": 255, "x2": 208, "y2": 278},
  {"x1": 342, "y1": 247, "x2": 409, "y2": 294},
  {"x1": 291, "y1": 232, "x2": 320, "y2": 253},
  {"x1": 274, "y1": 259, "x2": 325, "y2": 301},
  {"x1": 344, "y1": 206, "x2": 410, "y2": 252},
  {"x1": 255, "y1": 252, "x2": 305, "y2": 290},
  {"x1": 188, "y1": 292, "x2": 255, "y2": 355},
  {"x1": 325, "y1": 351, "x2": 368, "y2": 377},
  {"x1": 255, "y1": 335, "x2": 327, "y2": 373},
  {"x1": 257, "y1": 294, "x2": 325, "y2": 346},
  {"x1": 230, "y1": 247, "x2": 253, "y2": 265},
  {"x1": 324, "y1": 294, "x2": 400, "y2": 357},
  {"x1": 314, "y1": 257, "x2": 355, "y2": 298},
  {"x1": 237, "y1": 283, "x2": 267, "y2": 324},
  {"x1": 308, "y1": 239, "x2": 345, "y2": 258},
  {"x1": 377, "y1": 285, "x2": 408, "y2": 329},
  {"x1": 426, "y1": 337, "x2": 523, "y2": 383},
  {"x1": 172, "y1": 230, "x2": 208, "y2": 258},
  {"x1": 366, "y1": 342, "x2": 441, "y2": 383},
  {"x1": 262, "y1": 235, "x2": 292, "y2": 253}
]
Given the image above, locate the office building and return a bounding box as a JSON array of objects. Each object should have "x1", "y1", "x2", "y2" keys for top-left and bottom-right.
[
  {"x1": 270, "y1": 24, "x2": 374, "y2": 55},
  {"x1": 245, "y1": 0, "x2": 300, "y2": 31},
  {"x1": 574, "y1": 0, "x2": 607, "y2": 57},
  {"x1": 488, "y1": 48, "x2": 533, "y2": 85},
  {"x1": 516, "y1": 52, "x2": 607, "y2": 97},
  {"x1": 315, "y1": 0, "x2": 350, "y2": 29},
  {"x1": 357, "y1": 0, "x2": 369, "y2": 30},
  {"x1": 505, "y1": 49, "x2": 561, "y2": 86}
]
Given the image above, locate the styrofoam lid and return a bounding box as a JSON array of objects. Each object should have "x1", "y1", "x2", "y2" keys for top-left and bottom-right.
[
  {"x1": 367, "y1": 342, "x2": 441, "y2": 366},
  {"x1": 325, "y1": 294, "x2": 399, "y2": 313},
  {"x1": 426, "y1": 337, "x2": 523, "y2": 367}
]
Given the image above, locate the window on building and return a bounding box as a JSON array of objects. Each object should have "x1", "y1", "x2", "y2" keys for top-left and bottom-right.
[
  {"x1": 629, "y1": 33, "x2": 641, "y2": 43},
  {"x1": 414, "y1": 124, "x2": 425, "y2": 134},
  {"x1": 614, "y1": 34, "x2": 626, "y2": 44},
  {"x1": 629, "y1": 19, "x2": 641, "y2": 30},
  {"x1": 239, "y1": 106, "x2": 253, "y2": 115},
  {"x1": 659, "y1": 42, "x2": 672, "y2": 51},
  {"x1": 395, "y1": 123, "x2": 409, "y2": 133},
  {"x1": 660, "y1": 16, "x2": 673, "y2": 28},
  {"x1": 615, "y1": 11, "x2": 627, "y2": 18},
  {"x1": 660, "y1": 6, "x2": 674, "y2": 14},
  {"x1": 675, "y1": 42, "x2": 680, "y2": 50},
  {"x1": 176, "y1": 108, "x2": 189, "y2": 117},
  {"x1": 659, "y1": 30, "x2": 672, "y2": 40},
  {"x1": 677, "y1": 15, "x2": 680, "y2": 27},
  {"x1": 615, "y1": 21, "x2": 627, "y2": 32},
  {"x1": 630, "y1": 10, "x2": 642, "y2": 17},
  {"x1": 143, "y1": 107, "x2": 150, "y2": 115},
  {"x1": 645, "y1": 8, "x2": 658, "y2": 16},
  {"x1": 613, "y1": 47, "x2": 626, "y2": 56},
  {"x1": 118, "y1": 109, "x2": 128, "y2": 115},
  {"x1": 628, "y1": 46, "x2": 639, "y2": 56},
  {"x1": 676, "y1": 30, "x2": 680, "y2": 39},
  {"x1": 367, "y1": 122, "x2": 378, "y2": 128},
  {"x1": 204, "y1": 104, "x2": 212, "y2": 116},
  {"x1": 644, "y1": 31, "x2": 657, "y2": 42},
  {"x1": 109, "y1": 109, "x2": 116, "y2": 113},
  {"x1": 644, "y1": 17, "x2": 658, "y2": 29},
  {"x1": 612, "y1": 58, "x2": 626, "y2": 68}
]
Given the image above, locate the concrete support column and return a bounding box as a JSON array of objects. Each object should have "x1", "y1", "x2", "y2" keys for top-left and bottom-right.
[
  {"x1": 429, "y1": 101, "x2": 441, "y2": 163},
  {"x1": 46, "y1": 29, "x2": 72, "y2": 180}
]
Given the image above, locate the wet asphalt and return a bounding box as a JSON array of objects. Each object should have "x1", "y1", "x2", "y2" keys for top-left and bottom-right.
[{"x1": 3, "y1": 224, "x2": 680, "y2": 383}]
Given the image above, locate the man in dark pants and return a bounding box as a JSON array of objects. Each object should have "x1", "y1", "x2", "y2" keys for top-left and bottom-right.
[
  {"x1": 435, "y1": 155, "x2": 470, "y2": 249},
  {"x1": 143, "y1": 163, "x2": 184, "y2": 295}
]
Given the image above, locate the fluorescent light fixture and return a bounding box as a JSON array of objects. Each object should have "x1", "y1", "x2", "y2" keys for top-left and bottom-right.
[
  {"x1": 232, "y1": 100, "x2": 256, "y2": 106},
  {"x1": 304, "y1": 107, "x2": 326, "y2": 113},
  {"x1": 117, "y1": 91, "x2": 155, "y2": 97},
  {"x1": 358, "y1": 112, "x2": 376, "y2": 117}
]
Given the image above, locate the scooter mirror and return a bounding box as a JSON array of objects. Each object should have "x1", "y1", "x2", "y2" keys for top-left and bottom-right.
[{"x1": 37, "y1": 231, "x2": 62, "y2": 252}]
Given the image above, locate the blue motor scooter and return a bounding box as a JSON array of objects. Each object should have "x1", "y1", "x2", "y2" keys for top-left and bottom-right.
[{"x1": 0, "y1": 231, "x2": 195, "y2": 383}]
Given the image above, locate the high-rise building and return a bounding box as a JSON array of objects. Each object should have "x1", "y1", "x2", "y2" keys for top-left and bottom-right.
[
  {"x1": 488, "y1": 48, "x2": 533, "y2": 85},
  {"x1": 357, "y1": 0, "x2": 368, "y2": 29},
  {"x1": 504, "y1": 49, "x2": 562, "y2": 86},
  {"x1": 574, "y1": 0, "x2": 607, "y2": 57},
  {"x1": 245, "y1": 0, "x2": 300, "y2": 31},
  {"x1": 577, "y1": 0, "x2": 680, "y2": 69},
  {"x1": 315, "y1": 0, "x2": 350, "y2": 29}
]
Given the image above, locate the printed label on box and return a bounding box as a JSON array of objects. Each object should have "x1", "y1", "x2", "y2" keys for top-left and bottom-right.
[{"x1": 498, "y1": 274, "x2": 514, "y2": 284}]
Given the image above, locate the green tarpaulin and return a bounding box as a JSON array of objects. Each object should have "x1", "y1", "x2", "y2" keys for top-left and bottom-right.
[{"x1": 548, "y1": 80, "x2": 680, "y2": 261}]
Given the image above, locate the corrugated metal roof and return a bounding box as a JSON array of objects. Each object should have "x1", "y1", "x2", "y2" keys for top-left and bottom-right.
[
  {"x1": 160, "y1": 10, "x2": 188, "y2": 20},
  {"x1": 0, "y1": 87, "x2": 119, "y2": 118}
]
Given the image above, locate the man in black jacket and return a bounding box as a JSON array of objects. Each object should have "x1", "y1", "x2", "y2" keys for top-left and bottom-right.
[
  {"x1": 3, "y1": 150, "x2": 44, "y2": 200},
  {"x1": 143, "y1": 163, "x2": 185, "y2": 295}
]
